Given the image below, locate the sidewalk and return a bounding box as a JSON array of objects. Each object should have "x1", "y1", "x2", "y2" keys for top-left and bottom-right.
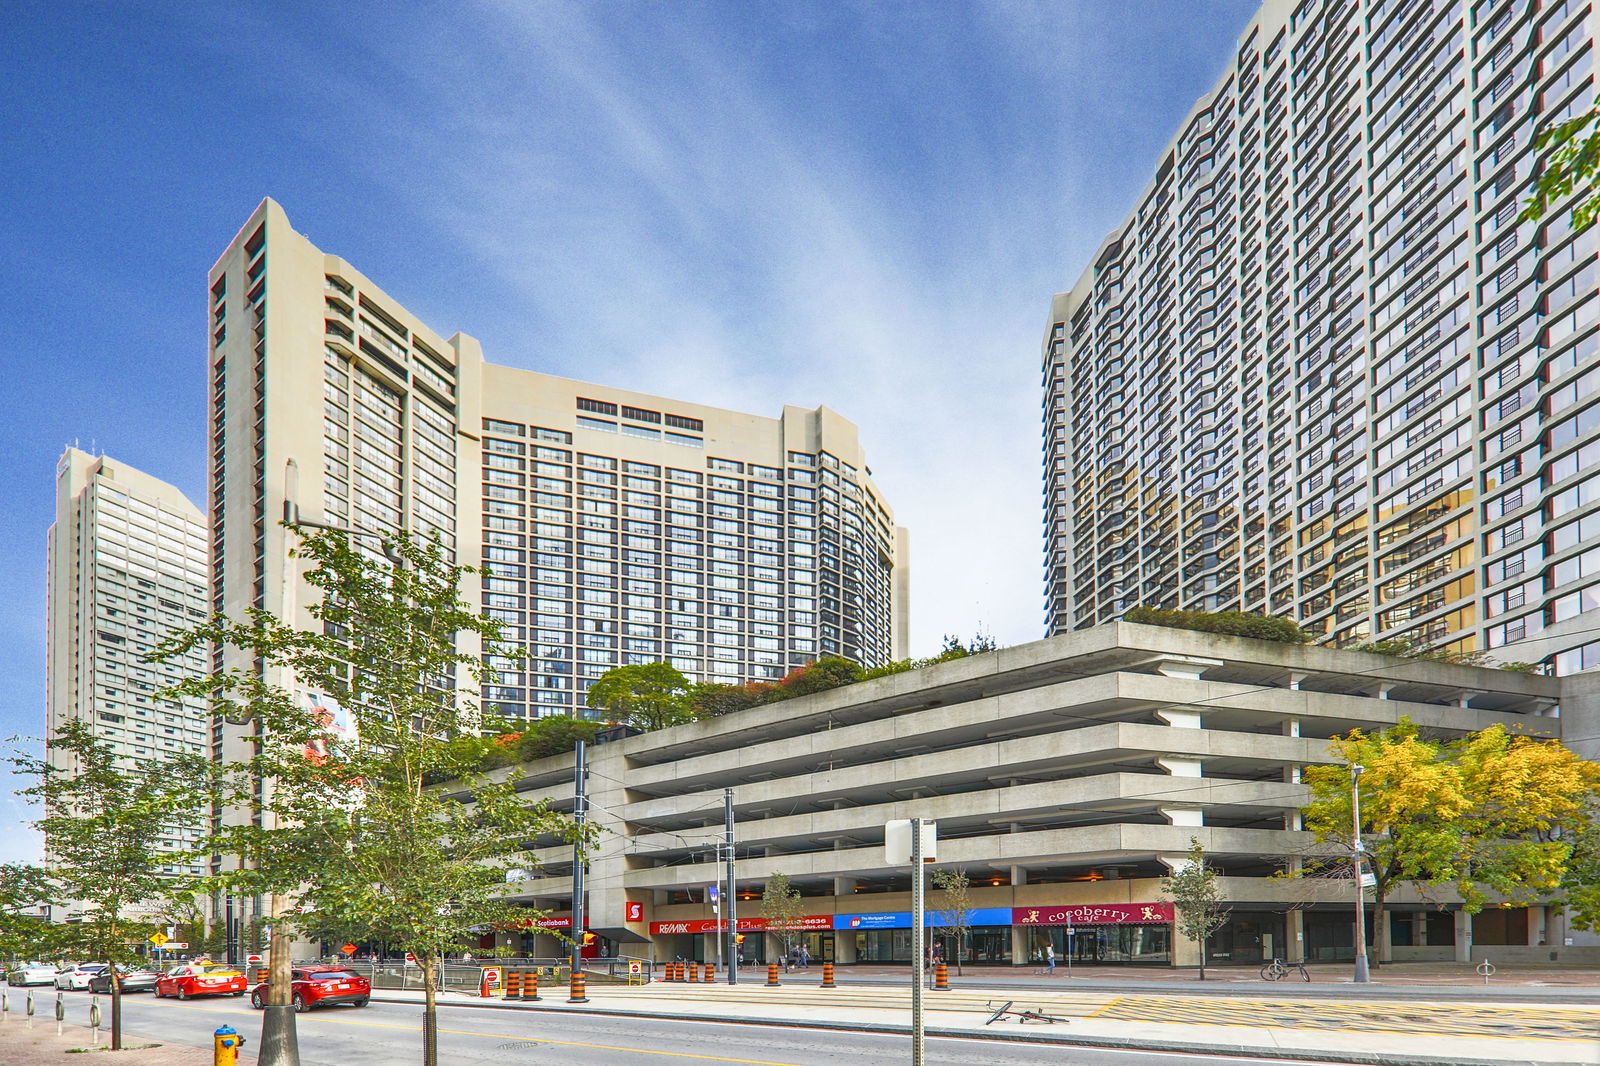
[
  {"x1": 0, "y1": 1014, "x2": 248, "y2": 1064},
  {"x1": 370, "y1": 977, "x2": 1600, "y2": 1066},
  {"x1": 821, "y1": 961, "x2": 1600, "y2": 1001}
]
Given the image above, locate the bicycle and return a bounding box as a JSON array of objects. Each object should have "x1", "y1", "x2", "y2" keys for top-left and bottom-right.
[{"x1": 1259, "y1": 957, "x2": 1310, "y2": 982}]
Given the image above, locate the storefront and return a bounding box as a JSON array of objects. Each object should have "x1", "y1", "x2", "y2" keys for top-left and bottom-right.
[
  {"x1": 835, "y1": 908, "x2": 1014, "y2": 965},
  {"x1": 649, "y1": 915, "x2": 833, "y2": 964},
  {"x1": 1013, "y1": 903, "x2": 1175, "y2": 966}
]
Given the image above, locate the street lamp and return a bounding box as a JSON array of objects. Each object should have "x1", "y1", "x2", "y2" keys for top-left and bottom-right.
[{"x1": 1350, "y1": 763, "x2": 1370, "y2": 983}]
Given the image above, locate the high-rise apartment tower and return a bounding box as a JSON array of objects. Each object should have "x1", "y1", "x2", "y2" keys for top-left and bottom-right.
[
  {"x1": 1043, "y1": 0, "x2": 1598, "y2": 674},
  {"x1": 46, "y1": 448, "x2": 211, "y2": 875},
  {"x1": 209, "y1": 199, "x2": 908, "y2": 732}
]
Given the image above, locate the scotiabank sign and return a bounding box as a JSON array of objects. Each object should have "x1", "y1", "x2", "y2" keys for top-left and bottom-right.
[
  {"x1": 650, "y1": 915, "x2": 833, "y2": 935},
  {"x1": 1013, "y1": 903, "x2": 1173, "y2": 926},
  {"x1": 514, "y1": 915, "x2": 573, "y2": 930}
]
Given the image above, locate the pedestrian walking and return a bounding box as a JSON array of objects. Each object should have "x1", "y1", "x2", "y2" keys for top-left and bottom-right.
[
  {"x1": 1044, "y1": 944, "x2": 1056, "y2": 975},
  {"x1": 799, "y1": 943, "x2": 810, "y2": 969}
]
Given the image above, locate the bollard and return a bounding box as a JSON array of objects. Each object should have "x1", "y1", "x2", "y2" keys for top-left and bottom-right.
[
  {"x1": 504, "y1": 969, "x2": 522, "y2": 999},
  {"x1": 55, "y1": 992, "x2": 64, "y2": 1036},
  {"x1": 766, "y1": 962, "x2": 780, "y2": 987},
  {"x1": 820, "y1": 962, "x2": 836, "y2": 988},
  {"x1": 703, "y1": 962, "x2": 715, "y2": 983},
  {"x1": 567, "y1": 971, "x2": 588, "y2": 1004},
  {"x1": 523, "y1": 969, "x2": 541, "y2": 1002},
  {"x1": 89, "y1": 998, "x2": 101, "y2": 1045},
  {"x1": 214, "y1": 1024, "x2": 247, "y2": 1066},
  {"x1": 932, "y1": 962, "x2": 950, "y2": 991},
  {"x1": 685, "y1": 961, "x2": 698, "y2": 983},
  {"x1": 26, "y1": 990, "x2": 34, "y2": 1028}
]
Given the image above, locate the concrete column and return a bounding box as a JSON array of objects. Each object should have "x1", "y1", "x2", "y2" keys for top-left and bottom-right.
[
  {"x1": 1156, "y1": 755, "x2": 1203, "y2": 776},
  {"x1": 1171, "y1": 928, "x2": 1201, "y2": 967},
  {"x1": 1285, "y1": 910, "x2": 1305, "y2": 963},
  {"x1": 833, "y1": 876, "x2": 856, "y2": 896},
  {"x1": 834, "y1": 930, "x2": 857, "y2": 964},
  {"x1": 1009, "y1": 866, "x2": 1027, "y2": 886},
  {"x1": 1287, "y1": 671, "x2": 1305, "y2": 690},
  {"x1": 1010, "y1": 926, "x2": 1031, "y2": 967},
  {"x1": 1155, "y1": 707, "x2": 1204, "y2": 729},
  {"x1": 1529, "y1": 905, "x2": 1547, "y2": 946},
  {"x1": 1159, "y1": 806, "x2": 1204, "y2": 826},
  {"x1": 1282, "y1": 717, "x2": 1300, "y2": 737},
  {"x1": 1374, "y1": 683, "x2": 1396, "y2": 700},
  {"x1": 1454, "y1": 909, "x2": 1473, "y2": 963}
]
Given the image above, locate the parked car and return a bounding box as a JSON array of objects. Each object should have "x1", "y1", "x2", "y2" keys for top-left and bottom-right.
[
  {"x1": 54, "y1": 964, "x2": 109, "y2": 990},
  {"x1": 154, "y1": 962, "x2": 247, "y2": 999},
  {"x1": 7, "y1": 964, "x2": 58, "y2": 987},
  {"x1": 249, "y1": 965, "x2": 370, "y2": 1012},
  {"x1": 87, "y1": 967, "x2": 160, "y2": 994}
]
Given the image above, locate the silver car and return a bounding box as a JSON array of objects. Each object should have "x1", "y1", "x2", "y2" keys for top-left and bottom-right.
[{"x1": 7, "y1": 964, "x2": 58, "y2": 986}]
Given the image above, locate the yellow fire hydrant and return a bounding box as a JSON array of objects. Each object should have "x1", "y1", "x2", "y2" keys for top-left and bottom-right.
[{"x1": 213, "y1": 1025, "x2": 247, "y2": 1065}]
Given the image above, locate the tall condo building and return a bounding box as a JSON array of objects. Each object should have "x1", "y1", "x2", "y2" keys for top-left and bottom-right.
[
  {"x1": 1043, "y1": 0, "x2": 1599, "y2": 674},
  {"x1": 46, "y1": 448, "x2": 211, "y2": 875},
  {"x1": 209, "y1": 199, "x2": 908, "y2": 734}
]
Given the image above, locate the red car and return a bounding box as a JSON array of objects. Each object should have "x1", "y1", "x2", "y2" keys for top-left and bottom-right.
[
  {"x1": 155, "y1": 963, "x2": 248, "y2": 999},
  {"x1": 250, "y1": 965, "x2": 370, "y2": 1012}
]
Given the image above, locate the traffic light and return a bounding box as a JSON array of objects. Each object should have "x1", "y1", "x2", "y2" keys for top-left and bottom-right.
[
  {"x1": 735, "y1": 934, "x2": 745, "y2": 945},
  {"x1": 580, "y1": 930, "x2": 596, "y2": 946}
]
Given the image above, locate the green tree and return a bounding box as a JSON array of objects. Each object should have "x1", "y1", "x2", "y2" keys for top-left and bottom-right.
[
  {"x1": 1161, "y1": 839, "x2": 1230, "y2": 981},
  {"x1": 1298, "y1": 720, "x2": 1599, "y2": 963},
  {"x1": 158, "y1": 526, "x2": 591, "y2": 1066},
  {"x1": 930, "y1": 867, "x2": 978, "y2": 975},
  {"x1": 758, "y1": 872, "x2": 806, "y2": 964},
  {"x1": 586, "y1": 662, "x2": 697, "y2": 731},
  {"x1": 9, "y1": 721, "x2": 211, "y2": 1049},
  {"x1": 1524, "y1": 104, "x2": 1600, "y2": 232},
  {"x1": 0, "y1": 862, "x2": 59, "y2": 963},
  {"x1": 1561, "y1": 801, "x2": 1600, "y2": 932}
]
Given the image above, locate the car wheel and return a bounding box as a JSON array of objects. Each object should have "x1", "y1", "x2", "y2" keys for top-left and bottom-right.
[
  {"x1": 232, "y1": 990, "x2": 244, "y2": 996},
  {"x1": 250, "y1": 990, "x2": 265, "y2": 1010},
  {"x1": 178, "y1": 988, "x2": 189, "y2": 1000},
  {"x1": 292, "y1": 993, "x2": 309, "y2": 1013},
  {"x1": 353, "y1": 997, "x2": 369, "y2": 1008}
]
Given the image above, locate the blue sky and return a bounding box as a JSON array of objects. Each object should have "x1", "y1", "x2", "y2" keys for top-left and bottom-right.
[{"x1": 0, "y1": 0, "x2": 1259, "y2": 860}]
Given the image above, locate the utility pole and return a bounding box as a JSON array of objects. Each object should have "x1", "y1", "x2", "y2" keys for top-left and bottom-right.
[
  {"x1": 1351, "y1": 763, "x2": 1370, "y2": 983},
  {"x1": 724, "y1": 788, "x2": 738, "y2": 985},
  {"x1": 569, "y1": 740, "x2": 588, "y2": 995},
  {"x1": 911, "y1": 816, "x2": 926, "y2": 1066}
]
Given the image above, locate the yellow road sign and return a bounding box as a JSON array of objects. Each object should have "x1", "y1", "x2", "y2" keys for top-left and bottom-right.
[{"x1": 148, "y1": 932, "x2": 170, "y2": 947}]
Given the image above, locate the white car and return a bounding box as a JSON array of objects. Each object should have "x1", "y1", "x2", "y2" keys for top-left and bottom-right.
[
  {"x1": 54, "y1": 964, "x2": 109, "y2": 990},
  {"x1": 7, "y1": 964, "x2": 58, "y2": 987}
]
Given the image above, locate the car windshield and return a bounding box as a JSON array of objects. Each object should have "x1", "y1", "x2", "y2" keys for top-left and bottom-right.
[
  {"x1": 81, "y1": 965, "x2": 108, "y2": 973},
  {"x1": 199, "y1": 965, "x2": 238, "y2": 974},
  {"x1": 305, "y1": 970, "x2": 360, "y2": 981}
]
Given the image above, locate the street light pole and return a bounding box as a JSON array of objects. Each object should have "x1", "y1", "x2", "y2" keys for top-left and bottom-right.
[
  {"x1": 1350, "y1": 763, "x2": 1370, "y2": 983},
  {"x1": 724, "y1": 788, "x2": 738, "y2": 985}
]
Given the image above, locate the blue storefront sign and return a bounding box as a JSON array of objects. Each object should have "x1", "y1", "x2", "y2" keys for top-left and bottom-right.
[{"x1": 834, "y1": 908, "x2": 1012, "y2": 930}]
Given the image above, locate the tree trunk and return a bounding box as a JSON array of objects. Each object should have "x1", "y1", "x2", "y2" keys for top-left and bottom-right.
[
  {"x1": 110, "y1": 970, "x2": 122, "y2": 1051},
  {"x1": 1198, "y1": 936, "x2": 1207, "y2": 981},
  {"x1": 257, "y1": 907, "x2": 301, "y2": 1066},
  {"x1": 1372, "y1": 891, "x2": 1388, "y2": 969},
  {"x1": 422, "y1": 953, "x2": 439, "y2": 1066}
]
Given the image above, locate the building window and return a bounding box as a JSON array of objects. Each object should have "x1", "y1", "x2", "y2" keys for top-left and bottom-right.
[{"x1": 577, "y1": 397, "x2": 618, "y2": 415}]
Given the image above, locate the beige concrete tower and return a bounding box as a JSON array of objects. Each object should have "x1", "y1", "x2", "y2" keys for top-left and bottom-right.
[{"x1": 46, "y1": 447, "x2": 211, "y2": 876}]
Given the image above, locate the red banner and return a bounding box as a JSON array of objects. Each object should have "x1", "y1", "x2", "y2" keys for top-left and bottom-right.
[
  {"x1": 1012, "y1": 903, "x2": 1173, "y2": 926},
  {"x1": 650, "y1": 914, "x2": 832, "y2": 935}
]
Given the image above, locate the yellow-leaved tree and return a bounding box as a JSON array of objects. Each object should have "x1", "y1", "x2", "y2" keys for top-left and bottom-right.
[{"x1": 1299, "y1": 719, "x2": 1599, "y2": 964}]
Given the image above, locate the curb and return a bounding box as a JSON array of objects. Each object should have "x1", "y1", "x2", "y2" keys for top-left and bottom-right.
[{"x1": 369, "y1": 994, "x2": 1587, "y2": 1066}]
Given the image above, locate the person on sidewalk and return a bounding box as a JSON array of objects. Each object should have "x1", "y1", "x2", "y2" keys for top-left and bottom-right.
[
  {"x1": 799, "y1": 943, "x2": 810, "y2": 969},
  {"x1": 1044, "y1": 944, "x2": 1056, "y2": 975}
]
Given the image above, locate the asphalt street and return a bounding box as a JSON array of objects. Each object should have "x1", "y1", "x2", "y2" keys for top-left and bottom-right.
[{"x1": 71, "y1": 992, "x2": 1352, "y2": 1066}]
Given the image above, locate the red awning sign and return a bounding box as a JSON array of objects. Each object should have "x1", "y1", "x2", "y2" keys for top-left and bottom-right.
[{"x1": 1012, "y1": 902, "x2": 1173, "y2": 926}]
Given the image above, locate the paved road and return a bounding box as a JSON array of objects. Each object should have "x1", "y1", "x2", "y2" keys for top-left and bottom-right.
[{"x1": 75, "y1": 993, "x2": 1355, "y2": 1065}]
